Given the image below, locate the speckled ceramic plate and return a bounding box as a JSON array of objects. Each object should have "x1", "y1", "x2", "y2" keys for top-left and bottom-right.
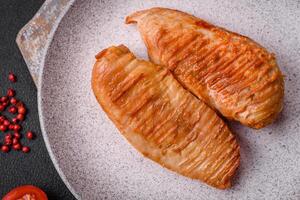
[{"x1": 38, "y1": 0, "x2": 300, "y2": 199}]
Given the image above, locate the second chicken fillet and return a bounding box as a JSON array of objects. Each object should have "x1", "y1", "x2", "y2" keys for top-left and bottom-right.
[{"x1": 126, "y1": 7, "x2": 284, "y2": 129}]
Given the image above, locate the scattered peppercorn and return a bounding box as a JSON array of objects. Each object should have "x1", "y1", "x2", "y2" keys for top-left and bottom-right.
[
  {"x1": 4, "y1": 138, "x2": 12, "y2": 145},
  {"x1": 10, "y1": 97, "x2": 17, "y2": 105},
  {"x1": 2, "y1": 102, "x2": 8, "y2": 107},
  {"x1": 12, "y1": 118, "x2": 18, "y2": 124},
  {"x1": 12, "y1": 138, "x2": 19, "y2": 145},
  {"x1": 13, "y1": 124, "x2": 21, "y2": 132},
  {"x1": 0, "y1": 124, "x2": 7, "y2": 132},
  {"x1": 8, "y1": 72, "x2": 17, "y2": 82},
  {"x1": 18, "y1": 106, "x2": 26, "y2": 115},
  {"x1": 8, "y1": 106, "x2": 17, "y2": 114},
  {"x1": 0, "y1": 116, "x2": 5, "y2": 122},
  {"x1": 22, "y1": 146, "x2": 30, "y2": 153},
  {"x1": 5, "y1": 134, "x2": 12, "y2": 140},
  {"x1": 26, "y1": 131, "x2": 34, "y2": 140},
  {"x1": 13, "y1": 132, "x2": 21, "y2": 139},
  {"x1": 7, "y1": 88, "x2": 15, "y2": 97},
  {"x1": 13, "y1": 143, "x2": 22, "y2": 151},
  {"x1": 1, "y1": 145, "x2": 10, "y2": 153},
  {"x1": 3, "y1": 119, "x2": 10, "y2": 126},
  {"x1": 16, "y1": 114, "x2": 24, "y2": 121},
  {"x1": 9, "y1": 124, "x2": 14, "y2": 130},
  {"x1": 0, "y1": 72, "x2": 35, "y2": 154},
  {"x1": 1, "y1": 96, "x2": 8, "y2": 103}
]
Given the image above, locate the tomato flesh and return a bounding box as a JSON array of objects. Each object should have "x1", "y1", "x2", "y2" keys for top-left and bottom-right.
[
  {"x1": 17, "y1": 194, "x2": 37, "y2": 200},
  {"x1": 3, "y1": 185, "x2": 47, "y2": 200}
]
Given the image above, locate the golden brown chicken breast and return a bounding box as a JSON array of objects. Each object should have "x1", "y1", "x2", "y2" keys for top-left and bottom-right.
[
  {"x1": 92, "y1": 45, "x2": 240, "y2": 189},
  {"x1": 126, "y1": 7, "x2": 284, "y2": 129}
]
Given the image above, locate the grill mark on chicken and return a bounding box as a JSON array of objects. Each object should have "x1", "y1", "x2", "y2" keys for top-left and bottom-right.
[
  {"x1": 92, "y1": 45, "x2": 240, "y2": 189},
  {"x1": 126, "y1": 7, "x2": 284, "y2": 128}
]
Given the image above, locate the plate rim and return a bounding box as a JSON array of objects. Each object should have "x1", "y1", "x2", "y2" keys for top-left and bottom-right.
[
  {"x1": 36, "y1": 1, "x2": 299, "y2": 199},
  {"x1": 37, "y1": 0, "x2": 80, "y2": 199}
]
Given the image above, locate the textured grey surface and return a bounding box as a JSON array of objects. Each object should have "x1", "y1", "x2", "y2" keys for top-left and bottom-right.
[
  {"x1": 0, "y1": 0, "x2": 75, "y2": 199},
  {"x1": 39, "y1": 0, "x2": 300, "y2": 199}
]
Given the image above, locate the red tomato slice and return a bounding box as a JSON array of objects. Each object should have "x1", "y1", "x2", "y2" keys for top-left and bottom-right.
[{"x1": 3, "y1": 185, "x2": 47, "y2": 200}]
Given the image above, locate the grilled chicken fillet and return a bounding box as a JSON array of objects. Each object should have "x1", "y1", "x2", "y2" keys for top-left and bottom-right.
[
  {"x1": 92, "y1": 45, "x2": 240, "y2": 189},
  {"x1": 126, "y1": 7, "x2": 284, "y2": 129}
]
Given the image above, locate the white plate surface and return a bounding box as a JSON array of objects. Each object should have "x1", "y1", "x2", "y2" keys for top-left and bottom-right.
[{"x1": 39, "y1": 0, "x2": 300, "y2": 199}]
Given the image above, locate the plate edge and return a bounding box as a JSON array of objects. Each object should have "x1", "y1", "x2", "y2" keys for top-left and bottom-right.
[{"x1": 37, "y1": 0, "x2": 81, "y2": 199}]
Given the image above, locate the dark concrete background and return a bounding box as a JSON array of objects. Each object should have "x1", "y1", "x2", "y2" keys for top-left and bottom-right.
[{"x1": 0, "y1": 0, "x2": 75, "y2": 199}]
